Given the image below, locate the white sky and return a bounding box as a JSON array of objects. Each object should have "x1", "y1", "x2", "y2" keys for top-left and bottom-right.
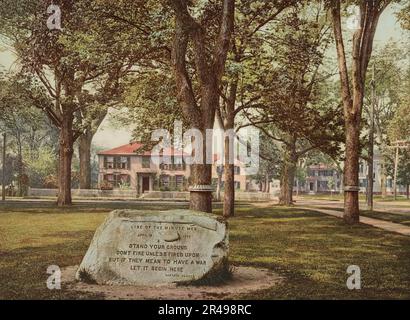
[{"x1": 0, "y1": 5, "x2": 408, "y2": 150}]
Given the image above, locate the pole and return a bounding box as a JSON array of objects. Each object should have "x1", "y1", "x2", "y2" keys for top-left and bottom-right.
[
  {"x1": 393, "y1": 145, "x2": 399, "y2": 201},
  {"x1": 2, "y1": 133, "x2": 6, "y2": 201},
  {"x1": 367, "y1": 64, "x2": 375, "y2": 210}
]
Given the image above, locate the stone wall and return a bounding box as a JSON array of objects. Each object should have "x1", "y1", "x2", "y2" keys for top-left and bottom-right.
[
  {"x1": 27, "y1": 188, "x2": 276, "y2": 201},
  {"x1": 28, "y1": 188, "x2": 138, "y2": 198}
]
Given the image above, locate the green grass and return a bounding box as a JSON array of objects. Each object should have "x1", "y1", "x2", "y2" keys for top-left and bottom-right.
[{"x1": 0, "y1": 201, "x2": 409, "y2": 299}]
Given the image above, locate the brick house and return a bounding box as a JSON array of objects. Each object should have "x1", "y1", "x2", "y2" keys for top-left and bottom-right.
[{"x1": 98, "y1": 142, "x2": 251, "y2": 194}]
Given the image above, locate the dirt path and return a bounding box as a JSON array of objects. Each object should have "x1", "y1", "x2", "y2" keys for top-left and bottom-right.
[{"x1": 62, "y1": 266, "x2": 283, "y2": 300}]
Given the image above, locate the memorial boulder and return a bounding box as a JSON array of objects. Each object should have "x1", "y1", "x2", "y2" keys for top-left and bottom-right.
[{"x1": 75, "y1": 209, "x2": 229, "y2": 285}]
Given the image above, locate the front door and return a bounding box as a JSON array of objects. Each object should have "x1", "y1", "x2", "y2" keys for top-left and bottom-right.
[{"x1": 142, "y1": 177, "x2": 150, "y2": 193}]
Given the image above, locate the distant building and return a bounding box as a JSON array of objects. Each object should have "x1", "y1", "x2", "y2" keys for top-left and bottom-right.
[
  {"x1": 294, "y1": 156, "x2": 406, "y2": 195},
  {"x1": 303, "y1": 164, "x2": 342, "y2": 193},
  {"x1": 97, "y1": 142, "x2": 253, "y2": 194},
  {"x1": 358, "y1": 153, "x2": 407, "y2": 194}
]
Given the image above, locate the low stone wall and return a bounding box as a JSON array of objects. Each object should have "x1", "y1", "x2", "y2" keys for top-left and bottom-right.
[
  {"x1": 140, "y1": 191, "x2": 190, "y2": 200},
  {"x1": 28, "y1": 188, "x2": 138, "y2": 198},
  {"x1": 142, "y1": 191, "x2": 276, "y2": 202},
  {"x1": 27, "y1": 188, "x2": 276, "y2": 201},
  {"x1": 234, "y1": 192, "x2": 276, "y2": 202}
]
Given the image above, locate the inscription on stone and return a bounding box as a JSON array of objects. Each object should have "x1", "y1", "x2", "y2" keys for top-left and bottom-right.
[{"x1": 76, "y1": 209, "x2": 228, "y2": 285}]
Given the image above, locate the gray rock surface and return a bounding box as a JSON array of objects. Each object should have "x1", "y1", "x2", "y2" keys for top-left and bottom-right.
[{"x1": 75, "y1": 209, "x2": 228, "y2": 285}]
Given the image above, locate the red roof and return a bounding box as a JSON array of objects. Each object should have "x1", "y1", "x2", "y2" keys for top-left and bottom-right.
[
  {"x1": 99, "y1": 142, "x2": 243, "y2": 162},
  {"x1": 98, "y1": 142, "x2": 188, "y2": 156}
]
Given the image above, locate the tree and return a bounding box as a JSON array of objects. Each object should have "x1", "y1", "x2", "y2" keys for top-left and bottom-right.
[
  {"x1": 250, "y1": 133, "x2": 281, "y2": 193},
  {"x1": 363, "y1": 41, "x2": 406, "y2": 198},
  {"x1": 238, "y1": 3, "x2": 343, "y2": 205},
  {"x1": 1, "y1": 1, "x2": 150, "y2": 204},
  {"x1": 397, "y1": 150, "x2": 410, "y2": 198},
  {"x1": 387, "y1": 62, "x2": 410, "y2": 198},
  {"x1": 167, "y1": 0, "x2": 235, "y2": 213},
  {"x1": 73, "y1": 0, "x2": 173, "y2": 189},
  {"x1": 0, "y1": 73, "x2": 57, "y2": 195},
  {"x1": 328, "y1": 0, "x2": 392, "y2": 224},
  {"x1": 217, "y1": 0, "x2": 298, "y2": 216},
  {"x1": 117, "y1": 0, "x2": 296, "y2": 216},
  {"x1": 397, "y1": 1, "x2": 410, "y2": 30}
]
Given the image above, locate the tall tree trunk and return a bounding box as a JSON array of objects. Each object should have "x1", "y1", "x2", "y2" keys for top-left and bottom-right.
[
  {"x1": 78, "y1": 111, "x2": 107, "y2": 190},
  {"x1": 380, "y1": 160, "x2": 387, "y2": 198},
  {"x1": 339, "y1": 170, "x2": 344, "y2": 194},
  {"x1": 279, "y1": 141, "x2": 297, "y2": 205},
  {"x1": 17, "y1": 139, "x2": 23, "y2": 197},
  {"x1": 376, "y1": 126, "x2": 387, "y2": 198},
  {"x1": 57, "y1": 114, "x2": 74, "y2": 206},
  {"x1": 265, "y1": 173, "x2": 270, "y2": 193},
  {"x1": 216, "y1": 167, "x2": 222, "y2": 201},
  {"x1": 279, "y1": 160, "x2": 296, "y2": 205},
  {"x1": 190, "y1": 163, "x2": 213, "y2": 213},
  {"x1": 343, "y1": 117, "x2": 360, "y2": 224},
  {"x1": 78, "y1": 129, "x2": 93, "y2": 189},
  {"x1": 223, "y1": 162, "x2": 234, "y2": 217},
  {"x1": 223, "y1": 105, "x2": 235, "y2": 218},
  {"x1": 331, "y1": 0, "x2": 388, "y2": 224},
  {"x1": 170, "y1": 0, "x2": 234, "y2": 214},
  {"x1": 267, "y1": 176, "x2": 270, "y2": 193}
]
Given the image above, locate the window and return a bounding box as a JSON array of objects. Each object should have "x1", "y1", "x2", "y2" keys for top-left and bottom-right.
[
  {"x1": 319, "y1": 181, "x2": 328, "y2": 190},
  {"x1": 104, "y1": 174, "x2": 114, "y2": 182},
  {"x1": 142, "y1": 157, "x2": 150, "y2": 168},
  {"x1": 319, "y1": 170, "x2": 333, "y2": 177},
  {"x1": 234, "y1": 166, "x2": 240, "y2": 175},
  {"x1": 234, "y1": 181, "x2": 240, "y2": 189},
  {"x1": 160, "y1": 162, "x2": 186, "y2": 171},
  {"x1": 176, "y1": 175, "x2": 184, "y2": 188},
  {"x1": 120, "y1": 157, "x2": 130, "y2": 169},
  {"x1": 359, "y1": 164, "x2": 365, "y2": 174},
  {"x1": 216, "y1": 166, "x2": 224, "y2": 175},
  {"x1": 161, "y1": 175, "x2": 170, "y2": 187},
  {"x1": 104, "y1": 156, "x2": 130, "y2": 170},
  {"x1": 359, "y1": 179, "x2": 368, "y2": 188},
  {"x1": 105, "y1": 156, "x2": 114, "y2": 169},
  {"x1": 104, "y1": 174, "x2": 130, "y2": 187}
]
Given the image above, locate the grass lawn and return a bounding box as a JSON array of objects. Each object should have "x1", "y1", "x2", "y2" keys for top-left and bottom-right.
[{"x1": 0, "y1": 201, "x2": 409, "y2": 299}]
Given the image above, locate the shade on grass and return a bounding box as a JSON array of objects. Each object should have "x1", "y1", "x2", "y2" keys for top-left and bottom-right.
[{"x1": 0, "y1": 202, "x2": 409, "y2": 299}]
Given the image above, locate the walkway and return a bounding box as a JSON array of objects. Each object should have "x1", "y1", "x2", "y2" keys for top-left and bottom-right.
[{"x1": 298, "y1": 206, "x2": 410, "y2": 236}]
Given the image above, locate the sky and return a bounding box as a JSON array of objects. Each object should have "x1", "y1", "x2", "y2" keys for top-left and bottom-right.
[{"x1": 0, "y1": 5, "x2": 408, "y2": 150}]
